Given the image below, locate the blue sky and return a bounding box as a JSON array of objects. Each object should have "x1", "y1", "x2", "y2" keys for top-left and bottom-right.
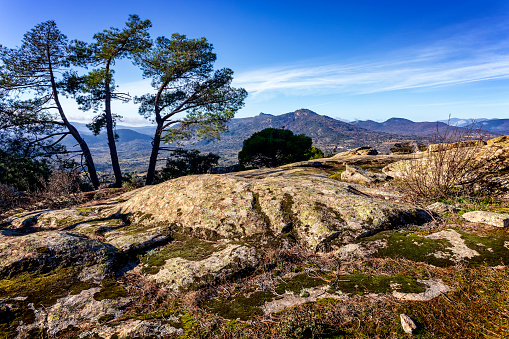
[{"x1": 1, "y1": 0, "x2": 508, "y2": 125}]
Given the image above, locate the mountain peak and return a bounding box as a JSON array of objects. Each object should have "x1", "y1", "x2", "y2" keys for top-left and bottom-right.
[
  {"x1": 384, "y1": 117, "x2": 413, "y2": 124},
  {"x1": 294, "y1": 108, "x2": 318, "y2": 116}
]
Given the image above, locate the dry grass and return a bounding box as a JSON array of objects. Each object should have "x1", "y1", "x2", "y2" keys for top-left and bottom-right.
[
  {"x1": 193, "y1": 261, "x2": 509, "y2": 339},
  {"x1": 403, "y1": 266, "x2": 509, "y2": 338}
]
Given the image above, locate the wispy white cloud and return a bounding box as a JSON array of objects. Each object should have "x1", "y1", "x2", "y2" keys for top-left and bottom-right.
[{"x1": 234, "y1": 20, "x2": 509, "y2": 97}]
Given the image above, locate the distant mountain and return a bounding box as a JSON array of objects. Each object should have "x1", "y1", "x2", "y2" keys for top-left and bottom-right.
[
  {"x1": 192, "y1": 109, "x2": 424, "y2": 164},
  {"x1": 69, "y1": 122, "x2": 155, "y2": 136},
  {"x1": 62, "y1": 129, "x2": 152, "y2": 147},
  {"x1": 351, "y1": 118, "x2": 451, "y2": 137},
  {"x1": 476, "y1": 119, "x2": 509, "y2": 135},
  {"x1": 352, "y1": 117, "x2": 501, "y2": 138},
  {"x1": 437, "y1": 118, "x2": 490, "y2": 127},
  {"x1": 437, "y1": 118, "x2": 509, "y2": 135},
  {"x1": 61, "y1": 109, "x2": 425, "y2": 172}
]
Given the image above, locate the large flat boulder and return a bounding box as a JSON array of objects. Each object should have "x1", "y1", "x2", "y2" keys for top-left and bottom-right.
[{"x1": 117, "y1": 170, "x2": 430, "y2": 250}]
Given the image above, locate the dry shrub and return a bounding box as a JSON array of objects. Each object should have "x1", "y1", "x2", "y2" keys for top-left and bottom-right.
[
  {"x1": 0, "y1": 171, "x2": 83, "y2": 216},
  {"x1": 398, "y1": 122, "x2": 499, "y2": 202},
  {"x1": 0, "y1": 184, "x2": 23, "y2": 215},
  {"x1": 0, "y1": 185, "x2": 37, "y2": 219},
  {"x1": 35, "y1": 170, "x2": 82, "y2": 207}
]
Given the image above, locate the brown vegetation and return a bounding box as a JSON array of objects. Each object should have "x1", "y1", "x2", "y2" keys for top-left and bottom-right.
[{"x1": 397, "y1": 122, "x2": 501, "y2": 202}]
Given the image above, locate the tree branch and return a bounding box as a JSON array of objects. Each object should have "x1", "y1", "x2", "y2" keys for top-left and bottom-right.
[
  {"x1": 46, "y1": 132, "x2": 71, "y2": 148},
  {"x1": 33, "y1": 131, "x2": 70, "y2": 143}
]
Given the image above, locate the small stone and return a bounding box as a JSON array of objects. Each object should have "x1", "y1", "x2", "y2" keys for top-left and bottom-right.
[
  {"x1": 462, "y1": 211, "x2": 509, "y2": 228},
  {"x1": 352, "y1": 147, "x2": 378, "y2": 155},
  {"x1": 426, "y1": 202, "x2": 460, "y2": 215},
  {"x1": 400, "y1": 314, "x2": 416, "y2": 334}
]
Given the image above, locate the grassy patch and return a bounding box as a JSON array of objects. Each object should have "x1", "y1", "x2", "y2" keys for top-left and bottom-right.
[{"x1": 402, "y1": 267, "x2": 509, "y2": 338}]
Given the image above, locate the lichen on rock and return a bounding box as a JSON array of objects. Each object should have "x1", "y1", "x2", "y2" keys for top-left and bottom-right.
[{"x1": 143, "y1": 244, "x2": 260, "y2": 291}]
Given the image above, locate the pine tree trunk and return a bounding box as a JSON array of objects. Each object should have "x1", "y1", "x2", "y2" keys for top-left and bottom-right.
[
  {"x1": 47, "y1": 52, "x2": 100, "y2": 189},
  {"x1": 66, "y1": 125, "x2": 100, "y2": 189},
  {"x1": 104, "y1": 67, "x2": 123, "y2": 188},
  {"x1": 145, "y1": 124, "x2": 163, "y2": 185}
]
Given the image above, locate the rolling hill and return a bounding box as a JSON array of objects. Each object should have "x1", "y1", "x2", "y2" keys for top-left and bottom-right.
[{"x1": 352, "y1": 117, "x2": 502, "y2": 138}]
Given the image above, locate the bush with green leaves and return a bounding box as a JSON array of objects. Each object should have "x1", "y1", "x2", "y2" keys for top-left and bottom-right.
[
  {"x1": 155, "y1": 149, "x2": 220, "y2": 183},
  {"x1": 238, "y1": 128, "x2": 320, "y2": 169},
  {"x1": 305, "y1": 146, "x2": 324, "y2": 160}
]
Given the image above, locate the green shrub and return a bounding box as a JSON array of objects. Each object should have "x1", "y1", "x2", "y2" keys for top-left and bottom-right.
[{"x1": 238, "y1": 128, "x2": 315, "y2": 169}]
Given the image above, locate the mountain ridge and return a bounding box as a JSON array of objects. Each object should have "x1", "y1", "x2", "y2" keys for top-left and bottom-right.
[
  {"x1": 352, "y1": 117, "x2": 504, "y2": 137},
  {"x1": 63, "y1": 110, "x2": 506, "y2": 172},
  {"x1": 63, "y1": 109, "x2": 423, "y2": 172}
]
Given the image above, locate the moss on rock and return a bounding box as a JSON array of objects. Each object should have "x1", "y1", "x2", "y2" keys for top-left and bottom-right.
[
  {"x1": 0, "y1": 267, "x2": 97, "y2": 307},
  {"x1": 93, "y1": 276, "x2": 128, "y2": 301},
  {"x1": 459, "y1": 230, "x2": 509, "y2": 266},
  {"x1": 0, "y1": 302, "x2": 35, "y2": 338},
  {"x1": 275, "y1": 273, "x2": 327, "y2": 295},
  {"x1": 361, "y1": 230, "x2": 456, "y2": 267},
  {"x1": 204, "y1": 290, "x2": 276, "y2": 320},
  {"x1": 330, "y1": 273, "x2": 426, "y2": 295}
]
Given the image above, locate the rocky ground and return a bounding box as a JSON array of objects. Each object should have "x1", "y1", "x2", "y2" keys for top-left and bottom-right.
[{"x1": 1, "y1": 137, "x2": 509, "y2": 338}]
